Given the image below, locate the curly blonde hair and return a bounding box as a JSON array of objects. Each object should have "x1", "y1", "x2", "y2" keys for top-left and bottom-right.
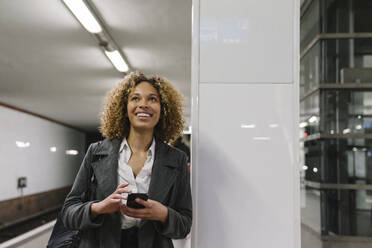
[{"x1": 100, "y1": 71, "x2": 184, "y2": 143}]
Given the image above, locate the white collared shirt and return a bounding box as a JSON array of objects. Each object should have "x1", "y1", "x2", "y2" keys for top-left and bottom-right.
[{"x1": 118, "y1": 137, "x2": 155, "y2": 229}]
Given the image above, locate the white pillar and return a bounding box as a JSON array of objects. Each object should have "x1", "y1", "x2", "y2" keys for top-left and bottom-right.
[{"x1": 191, "y1": 0, "x2": 300, "y2": 247}]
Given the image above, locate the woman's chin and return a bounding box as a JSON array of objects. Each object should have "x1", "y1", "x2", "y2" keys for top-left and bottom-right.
[{"x1": 131, "y1": 124, "x2": 156, "y2": 133}]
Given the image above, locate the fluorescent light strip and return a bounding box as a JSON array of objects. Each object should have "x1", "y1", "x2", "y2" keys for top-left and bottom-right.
[
  {"x1": 299, "y1": 122, "x2": 308, "y2": 128},
  {"x1": 241, "y1": 124, "x2": 255, "y2": 129},
  {"x1": 63, "y1": 0, "x2": 102, "y2": 33},
  {"x1": 105, "y1": 50, "x2": 129, "y2": 72},
  {"x1": 308, "y1": 116, "x2": 318, "y2": 123},
  {"x1": 253, "y1": 136, "x2": 271, "y2": 141},
  {"x1": 15, "y1": 141, "x2": 30, "y2": 148},
  {"x1": 66, "y1": 150, "x2": 79, "y2": 155}
]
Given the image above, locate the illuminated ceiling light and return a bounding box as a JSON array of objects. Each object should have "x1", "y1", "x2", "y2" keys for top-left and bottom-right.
[
  {"x1": 352, "y1": 147, "x2": 358, "y2": 152},
  {"x1": 104, "y1": 50, "x2": 129, "y2": 72},
  {"x1": 358, "y1": 115, "x2": 362, "y2": 119},
  {"x1": 50, "y1": 147, "x2": 57, "y2": 152},
  {"x1": 183, "y1": 126, "x2": 192, "y2": 135},
  {"x1": 63, "y1": 0, "x2": 102, "y2": 33},
  {"x1": 343, "y1": 128, "x2": 351, "y2": 134},
  {"x1": 253, "y1": 136, "x2": 271, "y2": 141},
  {"x1": 66, "y1": 150, "x2": 79, "y2": 155},
  {"x1": 15, "y1": 141, "x2": 30, "y2": 148},
  {"x1": 356, "y1": 124, "x2": 362, "y2": 130},
  {"x1": 241, "y1": 124, "x2": 255, "y2": 129},
  {"x1": 63, "y1": 0, "x2": 131, "y2": 73},
  {"x1": 302, "y1": 165, "x2": 308, "y2": 170},
  {"x1": 308, "y1": 116, "x2": 318, "y2": 123},
  {"x1": 330, "y1": 130, "x2": 335, "y2": 134},
  {"x1": 299, "y1": 122, "x2": 308, "y2": 128},
  {"x1": 269, "y1": 124, "x2": 279, "y2": 128},
  {"x1": 313, "y1": 167, "x2": 318, "y2": 173}
]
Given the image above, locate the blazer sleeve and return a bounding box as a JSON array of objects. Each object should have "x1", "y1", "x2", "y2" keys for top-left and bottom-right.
[
  {"x1": 153, "y1": 153, "x2": 192, "y2": 239},
  {"x1": 60, "y1": 143, "x2": 104, "y2": 230}
]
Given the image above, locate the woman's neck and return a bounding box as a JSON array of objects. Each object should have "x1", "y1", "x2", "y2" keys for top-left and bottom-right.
[{"x1": 127, "y1": 128, "x2": 154, "y2": 153}]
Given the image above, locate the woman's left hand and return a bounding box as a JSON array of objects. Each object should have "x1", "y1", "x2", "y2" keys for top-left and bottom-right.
[{"x1": 120, "y1": 198, "x2": 168, "y2": 223}]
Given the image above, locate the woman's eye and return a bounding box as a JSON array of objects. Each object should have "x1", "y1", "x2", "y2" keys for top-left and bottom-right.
[
  {"x1": 149, "y1": 97, "x2": 158, "y2": 102},
  {"x1": 131, "y1": 96, "x2": 139, "y2": 101}
]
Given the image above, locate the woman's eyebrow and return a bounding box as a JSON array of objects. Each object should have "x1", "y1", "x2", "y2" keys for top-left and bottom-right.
[
  {"x1": 148, "y1": 93, "x2": 159, "y2": 97},
  {"x1": 129, "y1": 92, "x2": 159, "y2": 98}
]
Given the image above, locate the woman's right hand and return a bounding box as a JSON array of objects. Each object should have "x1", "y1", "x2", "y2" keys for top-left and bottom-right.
[{"x1": 90, "y1": 183, "x2": 131, "y2": 219}]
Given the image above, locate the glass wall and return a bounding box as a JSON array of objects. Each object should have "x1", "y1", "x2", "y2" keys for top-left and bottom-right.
[
  {"x1": 322, "y1": 91, "x2": 372, "y2": 135},
  {"x1": 322, "y1": 189, "x2": 372, "y2": 236},
  {"x1": 301, "y1": 0, "x2": 372, "y2": 239},
  {"x1": 301, "y1": 39, "x2": 372, "y2": 87},
  {"x1": 301, "y1": 0, "x2": 372, "y2": 50}
]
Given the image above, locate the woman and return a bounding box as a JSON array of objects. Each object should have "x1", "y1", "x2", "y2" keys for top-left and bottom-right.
[{"x1": 61, "y1": 72, "x2": 192, "y2": 248}]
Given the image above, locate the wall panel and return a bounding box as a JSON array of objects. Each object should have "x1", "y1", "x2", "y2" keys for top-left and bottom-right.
[
  {"x1": 0, "y1": 106, "x2": 85, "y2": 201},
  {"x1": 199, "y1": 0, "x2": 294, "y2": 83},
  {"x1": 194, "y1": 83, "x2": 297, "y2": 247}
]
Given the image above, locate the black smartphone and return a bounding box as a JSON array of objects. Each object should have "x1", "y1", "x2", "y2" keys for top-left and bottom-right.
[{"x1": 126, "y1": 193, "x2": 148, "y2": 209}]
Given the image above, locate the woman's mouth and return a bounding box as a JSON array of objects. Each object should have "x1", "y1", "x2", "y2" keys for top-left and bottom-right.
[
  {"x1": 135, "y1": 112, "x2": 153, "y2": 120},
  {"x1": 136, "y1": 113, "x2": 152, "y2": 117}
]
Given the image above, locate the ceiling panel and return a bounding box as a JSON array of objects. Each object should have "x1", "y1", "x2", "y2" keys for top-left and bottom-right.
[{"x1": 0, "y1": 0, "x2": 192, "y2": 131}]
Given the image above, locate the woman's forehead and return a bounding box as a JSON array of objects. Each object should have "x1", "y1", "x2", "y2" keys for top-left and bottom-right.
[{"x1": 130, "y1": 81, "x2": 159, "y2": 95}]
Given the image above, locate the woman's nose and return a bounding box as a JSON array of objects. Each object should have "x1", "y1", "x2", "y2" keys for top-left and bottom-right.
[{"x1": 138, "y1": 101, "x2": 148, "y2": 109}]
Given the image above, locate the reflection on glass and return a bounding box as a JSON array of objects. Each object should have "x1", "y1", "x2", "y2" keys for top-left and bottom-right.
[
  {"x1": 241, "y1": 124, "x2": 255, "y2": 129},
  {"x1": 302, "y1": 187, "x2": 372, "y2": 236},
  {"x1": 15, "y1": 141, "x2": 30, "y2": 148},
  {"x1": 301, "y1": 92, "x2": 320, "y2": 135},
  {"x1": 309, "y1": 116, "x2": 318, "y2": 123},
  {"x1": 323, "y1": 39, "x2": 372, "y2": 84},
  {"x1": 301, "y1": 188, "x2": 321, "y2": 233},
  {"x1": 322, "y1": 0, "x2": 372, "y2": 34},
  {"x1": 300, "y1": 122, "x2": 308, "y2": 128},
  {"x1": 301, "y1": 0, "x2": 372, "y2": 51},
  {"x1": 200, "y1": 19, "x2": 249, "y2": 44},
  {"x1": 300, "y1": 0, "x2": 320, "y2": 51},
  {"x1": 300, "y1": 42, "x2": 320, "y2": 93},
  {"x1": 322, "y1": 189, "x2": 372, "y2": 236},
  {"x1": 304, "y1": 139, "x2": 372, "y2": 184},
  {"x1": 301, "y1": 38, "x2": 372, "y2": 92},
  {"x1": 65, "y1": 150, "x2": 79, "y2": 155},
  {"x1": 252, "y1": 136, "x2": 270, "y2": 141},
  {"x1": 301, "y1": 0, "x2": 372, "y2": 239},
  {"x1": 323, "y1": 91, "x2": 372, "y2": 135}
]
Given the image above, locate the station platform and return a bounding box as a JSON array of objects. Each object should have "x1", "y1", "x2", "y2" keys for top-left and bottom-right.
[{"x1": 0, "y1": 220, "x2": 54, "y2": 248}]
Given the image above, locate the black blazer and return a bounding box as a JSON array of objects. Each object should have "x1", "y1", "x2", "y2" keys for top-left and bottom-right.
[{"x1": 61, "y1": 138, "x2": 192, "y2": 248}]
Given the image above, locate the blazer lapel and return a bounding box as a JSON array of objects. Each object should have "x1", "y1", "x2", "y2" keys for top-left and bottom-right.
[
  {"x1": 148, "y1": 141, "x2": 179, "y2": 203},
  {"x1": 139, "y1": 141, "x2": 179, "y2": 228},
  {"x1": 91, "y1": 139, "x2": 121, "y2": 199}
]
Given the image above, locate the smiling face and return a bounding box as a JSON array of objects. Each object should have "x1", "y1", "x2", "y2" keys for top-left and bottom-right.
[{"x1": 126, "y1": 81, "x2": 161, "y2": 134}]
